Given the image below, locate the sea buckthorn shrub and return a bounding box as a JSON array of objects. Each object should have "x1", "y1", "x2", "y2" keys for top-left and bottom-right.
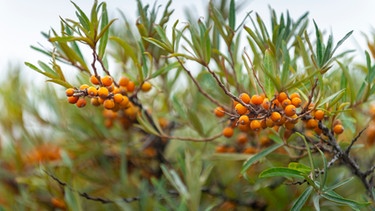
[{"x1": 4, "y1": 0, "x2": 373, "y2": 210}]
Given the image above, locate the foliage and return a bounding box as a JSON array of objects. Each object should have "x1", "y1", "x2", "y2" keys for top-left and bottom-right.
[{"x1": 1, "y1": 0, "x2": 375, "y2": 210}]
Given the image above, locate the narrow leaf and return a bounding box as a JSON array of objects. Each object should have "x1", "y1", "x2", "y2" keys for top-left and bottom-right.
[
  {"x1": 241, "y1": 143, "x2": 283, "y2": 175},
  {"x1": 229, "y1": 0, "x2": 235, "y2": 30},
  {"x1": 291, "y1": 186, "x2": 314, "y2": 211},
  {"x1": 259, "y1": 167, "x2": 305, "y2": 179}
]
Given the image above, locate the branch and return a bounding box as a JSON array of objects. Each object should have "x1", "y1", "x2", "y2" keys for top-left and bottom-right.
[
  {"x1": 175, "y1": 57, "x2": 229, "y2": 111},
  {"x1": 204, "y1": 64, "x2": 256, "y2": 113}
]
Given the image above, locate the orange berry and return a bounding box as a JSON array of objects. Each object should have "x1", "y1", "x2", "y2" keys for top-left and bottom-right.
[
  {"x1": 333, "y1": 124, "x2": 344, "y2": 134},
  {"x1": 281, "y1": 99, "x2": 291, "y2": 108},
  {"x1": 215, "y1": 145, "x2": 227, "y2": 153},
  {"x1": 98, "y1": 87, "x2": 109, "y2": 99},
  {"x1": 113, "y1": 93, "x2": 124, "y2": 104},
  {"x1": 270, "y1": 112, "x2": 282, "y2": 123},
  {"x1": 260, "y1": 119, "x2": 267, "y2": 129},
  {"x1": 214, "y1": 106, "x2": 225, "y2": 117},
  {"x1": 90, "y1": 97, "x2": 101, "y2": 106},
  {"x1": 306, "y1": 118, "x2": 318, "y2": 129},
  {"x1": 291, "y1": 97, "x2": 302, "y2": 107},
  {"x1": 65, "y1": 88, "x2": 75, "y2": 97},
  {"x1": 289, "y1": 92, "x2": 300, "y2": 99},
  {"x1": 119, "y1": 76, "x2": 130, "y2": 86},
  {"x1": 103, "y1": 109, "x2": 117, "y2": 119},
  {"x1": 76, "y1": 98, "x2": 87, "y2": 108},
  {"x1": 284, "y1": 104, "x2": 296, "y2": 117},
  {"x1": 233, "y1": 100, "x2": 240, "y2": 107},
  {"x1": 275, "y1": 116, "x2": 287, "y2": 126},
  {"x1": 51, "y1": 197, "x2": 66, "y2": 209},
  {"x1": 238, "y1": 115, "x2": 250, "y2": 125},
  {"x1": 103, "y1": 99, "x2": 115, "y2": 110},
  {"x1": 236, "y1": 133, "x2": 248, "y2": 145},
  {"x1": 265, "y1": 118, "x2": 274, "y2": 127},
  {"x1": 239, "y1": 93, "x2": 251, "y2": 104},
  {"x1": 272, "y1": 99, "x2": 281, "y2": 108},
  {"x1": 87, "y1": 86, "x2": 98, "y2": 97},
  {"x1": 67, "y1": 96, "x2": 79, "y2": 104},
  {"x1": 107, "y1": 84, "x2": 115, "y2": 92},
  {"x1": 251, "y1": 94, "x2": 264, "y2": 105},
  {"x1": 90, "y1": 75, "x2": 100, "y2": 85},
  {"x1": 222, "y1": 127, "x2": 234, "y2": 138},
  {"x1": 101, "y1": 75, "x2": 113, "y2": 87},
  {"x1": 289, "y1": 114, "x2": 299, "y2": 124},
  {"x1": 259, "y1": 136, "x2": 272, "y2": 147},
  {"x1": 126, "y1": 81, "x2": 135, "y2": 92},
  {"x1": 243, "y1": 146, "x2": 258, "y2": 154},
  {"x1": 314, "y1": 127, "x2": 323, "y2": 135},
  {"x1": 277, "y1": 92, "x2": 288, "y2": 103},
  {"x1": 314, "y1": 110, "x2": 325, "y2": 121},
  {"x1": 226, "y1": 146, "x2": 236, "y2": 153},
  {"x1": 141, "y1": 82, "x2": 152, "y2": 92},
  {"x1": 262, "y1": 98, "x2": 270, "y2": 110},
  {"x1": 238, "y1": 123, "x2": 250, "y2": 132},
  {"x1": 250, "y1": 120, "x2": 262, "y2": 131},
  {"x1": 79, "y1": 84, "x2": 89, "y2": 90},
  {"x1": 235, "y1": 103, "x2": 248, "y2": 115},
  {"x1": 119, "y1": 96, "x2": 130, "y2": 108},
  {"x1": 284, "y1": 121, "x2": 295, "y2": 130},
  {"x1": 104, "y1": 119, "x2": 114, "y2": 128}
]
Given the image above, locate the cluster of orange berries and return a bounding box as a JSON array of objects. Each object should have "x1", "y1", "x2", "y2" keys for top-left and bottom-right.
[
  {"x1": 65, "y1": 75, "x2": 152, "y2": 128},
  {"x1": 215, "y1": 91, "x2": 345, "y2": 139},
  {"x1": 215, "y1": 132, "x2": 273, "y2": 154}
]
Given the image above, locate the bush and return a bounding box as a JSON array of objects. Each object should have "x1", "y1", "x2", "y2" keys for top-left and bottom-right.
[{"x1": 1, "y1": 0, "x2": 375, "y2": 210}]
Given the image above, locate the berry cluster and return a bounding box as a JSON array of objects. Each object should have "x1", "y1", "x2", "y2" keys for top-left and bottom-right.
[
  {"x1": 215, "y1": 92, "x2": 345, "y2": 139},
  {"x1": 215, "y1": 132, "x2": 273, "y2": 154},
  {"x1": 65, "y1": 75, "x2": 152, "y2": 128}
]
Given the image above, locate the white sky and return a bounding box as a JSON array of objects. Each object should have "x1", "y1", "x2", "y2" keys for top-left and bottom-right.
[{"x1": 0, "y1": 0, "x2": 374, "y2": 78}]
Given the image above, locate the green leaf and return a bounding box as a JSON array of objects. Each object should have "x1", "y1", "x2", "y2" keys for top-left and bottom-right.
[
  {"x1": 46, "y1": 79, "x2": 73, "y2": 89},
  {"x1": 143, "y1": 37, "x2": 173, "y2": 53},
  {"x1": 312, "y1": 194, "x2": 321, "y2": 211},
  {"x1": 25, "y1": 62, "x2": 58, "y2": 79},
  {"x1": 151, "y1": 61, "x2": 179, "y2": 78},
  {"x1": 332, "y1": 30, "x2": 353, "y2": 56},
  {"x1": 241, "y1": 143, "x2": 283, "y2": 175},
  {"x1": 288, "y1": 162, "x2": 311, "y2": 174},
  {"x1": 337, "y1": 61, "x2": 355, "y2": 104},
  {"x1": 268, "y1": 129, "x2": 283, "y2": 144},
  {"x1": 321, "y1": 190, "x2": 370, "y2": 211},
  {"x1": 110, "y1": 36, "x2": 138, "y2": 64},
  {"x1": 291, "y1": 186, "x2": 313, "y2": 211},
  {"x1": 70, "y1": 1, "x2": 91, "y2": 31},
  {"x1": 280, "y1": 42, "x2": 290, "y2": 87},
  {"x1": 135, "y1": 111, "x2": 159, "y2": 135},
  {"x1": 97, "y1": 2, "x2": 109, "y2": 58},
  {"x1": 259, "y1": 167, "x2": 305, "y2": 179},
  {"x1": 229, "y1": 0, "x2": 235, "y2": 30},
  {"x1": 317, "y1": 89, "x2": 346, "y2": 108},
  {"x1": 317, "y1": 148, "x2": 328, "y2": 190},
  {"x1": 161, "y1": 164, "x2": 190, "y2": 200},
  {"x1": 187, "y1": 109, "x2": 204, "y2": 136},
  {"x1": 263, "y1": 49, "x2": 278, "y2": 96},
  {"x1": 324, "y1": 177, "x2": 354, "y2": 192}
]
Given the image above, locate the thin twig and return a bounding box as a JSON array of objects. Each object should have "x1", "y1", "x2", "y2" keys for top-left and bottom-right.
[
  {"x1": 204, "y1": 64, "x2": 256, "y2": 113},
  {"x1": 175, "y1": 57, "x2": 229, "y2": 110},
  {"x1": 243, "y1": 50, "x2": 267, "y2": 96},
  {"x1": 158, "y1": 132, "x2": 222, "y2": 142},
  {"x1": 345, "y1": 127, "x2": 367, "y2": 155},
  {"x1": 301, "y1": 78, "x2": 319, "y2": 114}
]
